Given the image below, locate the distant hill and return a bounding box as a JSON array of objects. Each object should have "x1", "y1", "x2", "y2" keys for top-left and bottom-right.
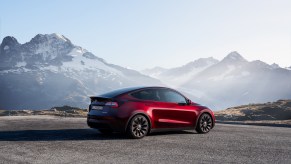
[
  {"x1": 0, "y1": 106, "x2": 87, "y2": 117},
  {"x1": 215, "y1": 99, "x2": 291, "y2": 121}
]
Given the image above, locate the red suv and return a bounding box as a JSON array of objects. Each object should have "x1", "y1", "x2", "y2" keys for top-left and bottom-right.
[{"x1": 87, "y1": 86, "x2": 215, "y2": 139}]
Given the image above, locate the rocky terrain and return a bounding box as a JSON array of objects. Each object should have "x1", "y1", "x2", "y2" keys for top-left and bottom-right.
[
  {"x1": 0, "y1": 106, "x2": 87, "y2": 117},
  {"x1": 215, "y1": 99, "x2": 291, "y2": 126}
]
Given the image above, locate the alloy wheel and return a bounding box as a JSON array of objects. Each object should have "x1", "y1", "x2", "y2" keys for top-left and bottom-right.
[
  {"x1": 129, "y1": 115, "x2": 149, "y2": 139},
  {"x1": 197, "y1": 113, "x2": 212, "y2": 133}
]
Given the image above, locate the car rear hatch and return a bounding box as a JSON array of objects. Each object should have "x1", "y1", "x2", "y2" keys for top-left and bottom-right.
[{"x1": 89, "y1": 96, "x2": 119, "y2": 112}]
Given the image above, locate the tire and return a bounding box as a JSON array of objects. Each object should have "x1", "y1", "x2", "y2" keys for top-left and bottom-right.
[
  {"x1": 98, "y1": 129, "x2": 112, "y2": 134},
  {"x1": 127, "y1": 115, "x2": 149, "y2": 139},
  {"x1": 196, "y1": 113, "x2": 213, "y2": 134}
]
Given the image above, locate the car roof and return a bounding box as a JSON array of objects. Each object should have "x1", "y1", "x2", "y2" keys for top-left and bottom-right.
[{"x1": 92, "y1": 86, "x2": 172, "y2": 98}]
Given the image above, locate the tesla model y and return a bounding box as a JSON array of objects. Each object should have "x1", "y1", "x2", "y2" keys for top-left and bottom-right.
[{"x1": 87, "y1": 86, "x2": 215, "y2": 139}]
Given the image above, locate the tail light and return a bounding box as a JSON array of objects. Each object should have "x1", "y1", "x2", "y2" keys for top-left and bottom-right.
[{"x1": 105, "y1": 102, "x2": 119, "y2": 108}]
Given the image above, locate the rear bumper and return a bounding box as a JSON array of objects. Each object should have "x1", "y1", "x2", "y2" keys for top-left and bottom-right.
[{"x1": 87, "y1": 114, "x2": 127, "y2": 132}]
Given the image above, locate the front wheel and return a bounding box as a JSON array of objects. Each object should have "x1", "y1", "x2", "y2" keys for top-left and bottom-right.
[
  {"x1": 196, "y1": 113, "x2": 213, "y2": 134},
  {"x1": 127, "y1": 115, "x2": 149, "y2": 139}
]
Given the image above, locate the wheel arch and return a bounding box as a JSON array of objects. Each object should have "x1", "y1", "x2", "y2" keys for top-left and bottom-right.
[
  {"x1": 124, "y1": 111, "x2": 152, "y2": 133},
  {"x1": 195, "y1": 110, "x2": 215, "y2": 129}
]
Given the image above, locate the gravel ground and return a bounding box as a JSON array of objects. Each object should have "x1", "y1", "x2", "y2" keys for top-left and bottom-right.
[{"x1": 0, "y1": 116, "x2": 290, "y2": 164}]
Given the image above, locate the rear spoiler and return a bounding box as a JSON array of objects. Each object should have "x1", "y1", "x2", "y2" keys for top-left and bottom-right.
[{"x1": 90, "y1": 96, "x2": 113, "y2": 103}]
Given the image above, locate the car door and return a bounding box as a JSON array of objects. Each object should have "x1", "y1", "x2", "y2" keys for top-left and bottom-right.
[{"x1": 153, "y1": 89, "x2": 196, "y2": 128}]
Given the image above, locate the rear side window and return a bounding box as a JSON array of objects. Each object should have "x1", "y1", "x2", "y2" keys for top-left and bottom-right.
[
  {"x1": 99, "y1": 87, "x2": 140, "y2": 98},
  {"x1": 131, "y1": 89, "x2": 161, "y2": 101},
  {"x1": 158, "y1": 89, "x2": 187, "y2": 103}
]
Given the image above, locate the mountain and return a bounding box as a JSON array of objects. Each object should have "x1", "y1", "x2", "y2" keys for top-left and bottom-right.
[
  {"x1": 2, "y1": 35, "x2": 290, "y2": 111},
  {"x1": 141, "y1": 51, "x2": 291, "y2": 110},
  {"x1": 181, "y1": 51, "x2": 291, "y2": 110},
  {"x1": 271, "y1": 63, "x2": 280, "y2": 69},
  {"x1": 142, "y1": 57, "x2": 219, "y2": 87},
  {"x1": 0, "y1": 34, "x2": 162, "y2": 110},
  {"x1": 141, "y1": 67, "x2": 167, "y2": 78}
]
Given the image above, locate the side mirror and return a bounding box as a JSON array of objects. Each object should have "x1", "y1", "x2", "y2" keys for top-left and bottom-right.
[{"x1": 186, "y1": 99, "x2": 192, "y2": 105}]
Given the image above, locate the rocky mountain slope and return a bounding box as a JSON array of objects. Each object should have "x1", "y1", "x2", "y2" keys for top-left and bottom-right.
[
  {"x1": 0, "y1": 34, "x2": 162, "y2": 109},
  {"x1": 215, "y1": 99, "x2": 291, "y2": 125}
]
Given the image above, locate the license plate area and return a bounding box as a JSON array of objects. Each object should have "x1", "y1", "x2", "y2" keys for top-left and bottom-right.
[{"x1": 91, "y1": 106, "x2": 103, "y2": 110}]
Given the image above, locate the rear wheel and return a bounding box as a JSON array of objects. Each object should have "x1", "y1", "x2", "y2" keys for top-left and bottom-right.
[
  {"x1": 196, "y1": 113, "x2": 213, "y2": 134},
  {"x1": 127, "y1": 115, "x2": 149, "y2": 139}
]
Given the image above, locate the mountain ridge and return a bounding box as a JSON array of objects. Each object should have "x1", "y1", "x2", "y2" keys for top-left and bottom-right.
[
  {"x1": 0, "y1": 33, "x2": 162, "y2": 110},
  {"x1": 141, "y1": 57, "x2": 219, "y2": 87},
  {"x1": 1, "y1": 34, "x2": 291, "y2": 110},
  {"x1": 142, "y1": 52, "x2": 291, "y2": 110}
]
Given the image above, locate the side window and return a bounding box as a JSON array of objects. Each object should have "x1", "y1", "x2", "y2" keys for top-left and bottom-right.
[
  {"x1": 158, "y1": 89, "x2": 186, "y2": 103},
  {"x1": 131, "y1": 89, "x2": 161, "y2": 101}
]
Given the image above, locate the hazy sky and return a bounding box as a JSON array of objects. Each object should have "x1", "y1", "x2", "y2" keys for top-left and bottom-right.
[{"x1": 1, "y1": 0, "x2": 291, "y2": 70}]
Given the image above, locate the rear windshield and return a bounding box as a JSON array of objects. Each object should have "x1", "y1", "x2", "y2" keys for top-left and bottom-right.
[{"x1": 98, "y1": 87, "x2": 141, "y2": 98}]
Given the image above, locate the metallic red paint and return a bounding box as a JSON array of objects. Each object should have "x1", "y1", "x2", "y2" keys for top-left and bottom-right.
[{"x1": 87, "y1": 86, "x2": 215, "y2": 137}]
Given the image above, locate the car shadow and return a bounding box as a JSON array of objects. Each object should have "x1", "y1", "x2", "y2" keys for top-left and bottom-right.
[
  {"x1": 0, "y1": 129, "x2": 128, "y2": 141},
  {"x1": 149, "y1": 130, "x2": 197, "y2": 136},
  {"x1": 0, "y1": 129, "x2": 198, "y2": 141}
]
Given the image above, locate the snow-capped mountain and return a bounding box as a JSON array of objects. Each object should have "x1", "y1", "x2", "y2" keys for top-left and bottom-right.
[
  {"x1": 141, "y1": 51, "x2": 291, "y2": 110},
  {"x1": 181, "y1": 52, "x2": 291, "y2": 110},
  {"x1": 2, "y1": 35, "x2": 290, "y2": 111},
  {"x1": 0, "y1": 34, "x2": 162, "y2": 109},
  {"x1": 142, "y1": 57, "x2": 219, "y2": 87}
]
